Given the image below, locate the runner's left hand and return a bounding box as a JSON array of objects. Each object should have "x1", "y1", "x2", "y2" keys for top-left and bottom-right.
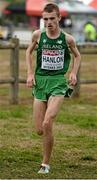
[{"x1": 69, "y1": 72, "x2": 77, "y2": 86}]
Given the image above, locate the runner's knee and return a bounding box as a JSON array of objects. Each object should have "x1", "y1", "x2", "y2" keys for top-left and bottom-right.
[
  {"x1": 43, "y1": 113, "x2": 55, "y2": 130},
  {"x1": 42, "y1": 120, "x2": 52, "y2": 133},
  {"x1": 46, "y1": 111, "x2": 56, "y2": 120}
]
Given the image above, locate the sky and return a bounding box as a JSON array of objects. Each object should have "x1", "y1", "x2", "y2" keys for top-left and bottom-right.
[{"x1": 79, "y1": 0, "x2": 93, "y2": 5}]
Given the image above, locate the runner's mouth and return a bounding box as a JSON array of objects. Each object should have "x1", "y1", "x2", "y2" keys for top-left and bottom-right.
[{"x1": 48, "y1": 26, "x2": 52, "y2": 28}]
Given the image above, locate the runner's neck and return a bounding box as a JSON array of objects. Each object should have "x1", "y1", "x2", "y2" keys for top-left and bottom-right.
[{"x1": 46, "y1": 28, "x2": 61, "y2": 39}]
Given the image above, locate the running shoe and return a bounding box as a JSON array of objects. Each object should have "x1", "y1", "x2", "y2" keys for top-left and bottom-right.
[{"x1": 38, "y1": 165, "x2": 50, "y2": 174}]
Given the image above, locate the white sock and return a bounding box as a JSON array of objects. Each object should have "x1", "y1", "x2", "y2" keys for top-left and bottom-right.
[{"x1": 41, "y1": 163, "x2": 50, "y2": 169}]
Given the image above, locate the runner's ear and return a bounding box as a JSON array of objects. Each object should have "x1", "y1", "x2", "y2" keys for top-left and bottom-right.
[{"x1": 59, "y1": 15, "x2": 61, "y2": 22}]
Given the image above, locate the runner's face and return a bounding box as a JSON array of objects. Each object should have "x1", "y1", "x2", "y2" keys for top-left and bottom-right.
[{"x1": 42, "y1": 10, "x2": 60, "y2": 31}]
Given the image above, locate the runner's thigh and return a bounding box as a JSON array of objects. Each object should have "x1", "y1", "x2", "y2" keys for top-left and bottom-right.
[
  {"x1": 33, "y1": 98, "x2": 47, "y2": 130},
  {"x1": 45, "y1": 96, "x2": 64, "y2": 120}
]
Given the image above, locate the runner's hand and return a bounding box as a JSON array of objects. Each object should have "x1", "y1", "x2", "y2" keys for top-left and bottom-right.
[
  {"x1": 26, "y1": 74, "x2": 35, "y2": 88},
  {"x1": 69, "y1": 72, "x2": 77, "y2": 86}
]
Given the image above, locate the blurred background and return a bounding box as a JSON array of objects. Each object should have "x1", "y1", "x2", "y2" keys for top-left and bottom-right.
[
  {"x1": 0, "y1": 0, "x2": 97, "y2": 105},
  {"x1": 0, "y1": 0, "x2": 97, "y2": 44}
]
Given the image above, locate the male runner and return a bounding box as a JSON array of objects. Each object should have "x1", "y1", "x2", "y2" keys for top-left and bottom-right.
[{"x1": 26, "y1": 3, "x2": 81, "y2": 174}]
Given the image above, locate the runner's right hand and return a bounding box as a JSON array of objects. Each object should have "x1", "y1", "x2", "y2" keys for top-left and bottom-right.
[{"x1": 26, "y1": 74, "x2": 35, "y2": 88}]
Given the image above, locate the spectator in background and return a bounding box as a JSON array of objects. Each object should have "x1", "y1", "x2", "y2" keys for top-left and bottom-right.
[
  {"x1": 84, "y1": 21, "x2": 97, "y2": 42},
  {"x1": 0, "y1": 26, "x2": 3, "y2": 39}
]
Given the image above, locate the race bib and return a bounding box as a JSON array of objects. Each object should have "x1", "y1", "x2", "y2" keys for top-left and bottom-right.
[{"x1": 41, "y1": 49, "x2": 64, "y2": 70}]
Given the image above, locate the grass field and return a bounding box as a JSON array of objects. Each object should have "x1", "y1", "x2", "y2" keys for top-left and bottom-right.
[{"x1": 0, "y1": 49, "x2": 97, "y2": 179}]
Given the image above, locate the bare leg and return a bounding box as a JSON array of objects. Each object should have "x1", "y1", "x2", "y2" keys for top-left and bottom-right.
[
  {"x1": 33, "y1": 98, "x2": 47, "y2": 135},
  {"x1": 42, "y1": 96, "x2": 64, "y2": 164}
]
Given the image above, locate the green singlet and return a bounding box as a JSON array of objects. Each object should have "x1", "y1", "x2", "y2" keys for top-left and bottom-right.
[
  {"x1": 36, "y1": 31, "x2": 71, "y2": 75},
  {"x1": 33, "y1": 31, "x2": 72, "y2": 101}
]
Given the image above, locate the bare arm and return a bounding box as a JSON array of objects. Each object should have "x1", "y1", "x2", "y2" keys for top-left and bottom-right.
[
  {"x1": 26, "y1": 30, "x2": 40, "y2": 87},
  {"x1": 66, "y1": 34, "x2": 81, "y2": 86}
]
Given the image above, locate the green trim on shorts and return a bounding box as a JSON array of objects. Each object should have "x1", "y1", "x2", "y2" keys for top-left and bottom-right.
[{"x1": 32, "y1": 75, "x2": 69, "y2": 101}]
